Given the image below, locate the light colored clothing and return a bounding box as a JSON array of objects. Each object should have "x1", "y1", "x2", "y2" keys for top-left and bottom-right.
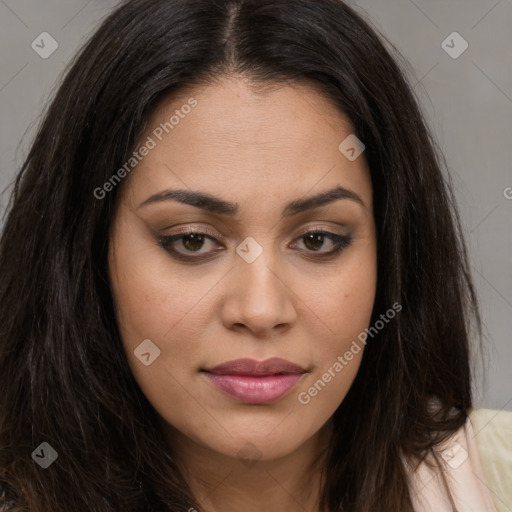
[
  {"x1": 409, "y1": 408, "x2": 512, "y2": 511},
  {"x1": 470, "y1": 408, "x2": 512, "y2": 512}
]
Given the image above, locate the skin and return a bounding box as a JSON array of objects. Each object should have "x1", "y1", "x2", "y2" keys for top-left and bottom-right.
[{"x1": 108, "y1": 76, "x2": 377, "y2": 512}]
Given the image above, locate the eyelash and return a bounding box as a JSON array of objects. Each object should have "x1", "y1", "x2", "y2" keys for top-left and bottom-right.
[{"x1": 158, "y1": 227, "x2": 353, "y2": 262}]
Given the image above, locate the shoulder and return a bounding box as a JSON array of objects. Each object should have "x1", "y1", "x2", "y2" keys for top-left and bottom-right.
[
  {"x1": 468, "y1": 407, "x2": 512, "y2": 512},
  {"x1": 407, "y1": 407, "x2": 512, "y2": 512}
]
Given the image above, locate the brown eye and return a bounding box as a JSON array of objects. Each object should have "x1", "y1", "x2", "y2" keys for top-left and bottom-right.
[
  {"x1": 303, "y1": 232, "x2": 328, "y2": 251},
  {"x1": 293, "y1": 230, "x2": 352, "y2": 256},
  {"x1": 159, "y1": 231, "x2": 219, "y2": 258},
  {"x1": 157, "y1": 225, "x2": 225, "y2": 262},
  {"x1": 180, "y1": 233, "x2": 207, "y2": 252},
  {"x1": 158, "y1": 228, "x2": 352, "y2": 263}
]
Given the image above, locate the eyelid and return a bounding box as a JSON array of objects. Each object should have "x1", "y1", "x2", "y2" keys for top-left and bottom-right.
[
  {"x1": 168, "y1": 225, "x2": 225, "y2": 240},
  {"x1": 164, "y1": 223, "x2": 348, "y2": 243},
  {"x1": 159, "y1": 224, "x2": 352, "y2": 261},
  {"x1": 293, "y1": 224, "x2": 348, "y2": 238}
]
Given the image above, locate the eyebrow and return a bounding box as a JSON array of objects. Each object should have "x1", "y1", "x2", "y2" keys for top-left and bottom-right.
[{"x1": 138, "y1": 185, "x2": 366, "y2": 217}]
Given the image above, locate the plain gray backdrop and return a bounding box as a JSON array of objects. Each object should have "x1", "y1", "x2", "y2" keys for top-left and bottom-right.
[{"x1": 0, "y1": 0, "x2": 511, "y2": 411}]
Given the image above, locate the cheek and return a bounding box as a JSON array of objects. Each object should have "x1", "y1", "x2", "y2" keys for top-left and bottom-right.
[
  {"x1": 109, "y1": 237, "x2": 220, "y2": 346},
  {"x1": 107, "y1": 237, "x2": 212, "y2": 411},
  {"x1": 295, "y1": 249, "x2": 377, "y2": 405},
  {"x1": 306, "y1": 245, "x2": 377, "y2": 345},
  {"x1": 108, "y1": 243, "x2": 216, "y2": 426}
]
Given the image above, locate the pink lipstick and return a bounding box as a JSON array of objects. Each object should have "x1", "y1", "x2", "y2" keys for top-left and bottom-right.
[{"x1": 202, "y1": 357, "x2": 307, "y2": 404}]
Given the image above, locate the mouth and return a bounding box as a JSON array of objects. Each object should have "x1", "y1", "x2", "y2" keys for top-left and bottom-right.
[{"x1": 201, "y1": 357, "x2": 307, "y2": 404}]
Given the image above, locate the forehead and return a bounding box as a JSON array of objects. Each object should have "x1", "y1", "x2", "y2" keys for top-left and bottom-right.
[
  {"x1": 150, "y1": 77, "x2": 352, "y2": 144},
  {"x1": 121, "y1": 77, "x2": 372, "y2": 209}
]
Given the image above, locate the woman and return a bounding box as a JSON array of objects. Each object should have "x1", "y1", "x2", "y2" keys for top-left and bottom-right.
[{"x1": 0, "y1": 0, "x2": 508, "y2": 510}]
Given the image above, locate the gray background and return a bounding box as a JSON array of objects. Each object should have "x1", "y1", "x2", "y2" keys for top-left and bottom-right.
[{"x1": 0, "y1": 0, "x2": 511, "y2": 411}]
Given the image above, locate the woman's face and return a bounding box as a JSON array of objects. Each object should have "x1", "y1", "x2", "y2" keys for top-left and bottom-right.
[{"x1": 108, "y1": 77, "x2": 377, "y2": 464}]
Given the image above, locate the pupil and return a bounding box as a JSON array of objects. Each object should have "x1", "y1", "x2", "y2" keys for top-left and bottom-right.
[
  {"x1": 304, "y1": 233, "x2": 324, "y2": 251},
  {"x1": 183, "y1": 234, "x2": 205, "y2": 252}
]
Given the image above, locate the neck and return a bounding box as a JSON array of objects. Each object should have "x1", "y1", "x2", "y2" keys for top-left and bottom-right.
[{"x1": 163, "y1": 420, "x2": 333, "y2": 512}]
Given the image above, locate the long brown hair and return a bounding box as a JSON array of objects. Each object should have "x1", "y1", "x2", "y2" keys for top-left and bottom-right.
[{"x1": 0, "y1": 0, "x2": 481, "y2": 510}]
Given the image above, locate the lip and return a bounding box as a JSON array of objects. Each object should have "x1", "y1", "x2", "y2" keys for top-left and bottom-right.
[{"x1": 201, "y1": 358, "x2": 307, "y2": 404}]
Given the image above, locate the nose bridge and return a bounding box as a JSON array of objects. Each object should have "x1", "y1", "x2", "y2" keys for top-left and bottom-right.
[
  {"x1": 236, "y1": 239, "x2": 284, "y2": 307},
  {"x1": 222, "y1": 236, "x2": 297, "y2": 334}
]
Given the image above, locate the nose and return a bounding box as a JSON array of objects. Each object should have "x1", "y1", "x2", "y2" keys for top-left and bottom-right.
[{"x1": 220, "y1": 250, "x2": 298, "y2": 338}]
